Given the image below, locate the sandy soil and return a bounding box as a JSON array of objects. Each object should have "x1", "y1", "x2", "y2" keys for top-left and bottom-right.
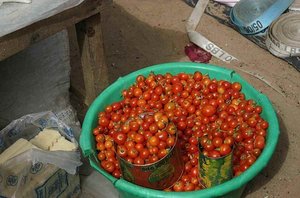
[{"x1": 84, "y1": 0, "x2": 300, "y2": 197}]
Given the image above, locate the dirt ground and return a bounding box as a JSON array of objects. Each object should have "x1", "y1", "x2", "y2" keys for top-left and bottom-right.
[{"x1": 81, "y1": 0, "x2": 300, "y2": 197}]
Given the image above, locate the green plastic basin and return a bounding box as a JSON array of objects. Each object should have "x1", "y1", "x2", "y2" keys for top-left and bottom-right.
[{"x1": 80, "y1": 62, "x2": 279, "y2": 198}]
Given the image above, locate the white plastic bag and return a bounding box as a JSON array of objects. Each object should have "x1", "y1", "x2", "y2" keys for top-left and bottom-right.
[{"x1": 0, "y1": 111, "x2": 82, "y2": 198}]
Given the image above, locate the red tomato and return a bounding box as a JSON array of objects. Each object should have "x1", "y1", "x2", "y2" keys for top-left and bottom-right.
[
  {"x1": 193, "y1": 71, "x2": 203, "y2": 81},
  {"x1": 189, "y1": 136, "x2": 198, "y2": 145},
  {"x1": 95, "y1": 134, "x2": 105, "y2": 143},
  {"x1": 260, "y1": 120, "x2": 269, "y2": 129},
  {"x1": 112, "y1": 170, "x2": 121, "y2": 178},
  {"x1": 148, "y1": 136, "x2": 159, "y2": 147},
  {"x1": 212, "y1": 137, "x2": 223, "y2": 148},
  {"x1": 172, "y1": 83, "x2": 183, "y2": 94},
  {"x1": 103, "y1": 161, "x2": 115, "y2": 173},
  {"x1": 134, "y1": 133, "x2": 145, "y2": 144},
  {"x1": 254, "y1": 135, "x2": 265, "y2": 149},
  {"x1": 156, "y1": 131, "x2": 168, "y2": 141},
  {"x1": 184, "y1": 183, "x2": 195, "y2": 191},
  {"x1": 98, "y1": 117, "x2": 109, "y2": 127},
  {"x1": 140, "y1": 148, "x2": 150, "y2": 159},
  {"x1": 166, "y1": 137, "x2": 175, "y2": 147},
  {"x1": 128, "y1": 148, "x2": 138, "y2": 159},
  {"x1": 113, "y1": 132, "x2": 127, "y2": 145},
  {"x1": 158, "y1": 149, "x2": 168, "y2": 159},
  {"x1": 173, "y1": 181, "x2": 184, "y2": 192},
  {"x1": 220, "y1": 144, "x2": 231, "y2": 156},
  {"x1": 97, "y1": 151, "x2": 106, "y2": 161},
  {"x1": 201, "y1": 105, "x2": 216, "y2": 117},
  {"x1": 117, "y1": 145, "x2": 128, "y2": 158},
  {"x1": 203, "y1": 142, "x2": 215, "y2": 152},
  {"x1": 134, "y1": 157, "x2": 145, "y2": 165},
  {"x1": 209, "y1": 150, "x2": 221, "y2": 158},
  {"x1": 224, "y1": 136, "x2": 234, "y2": 146}
]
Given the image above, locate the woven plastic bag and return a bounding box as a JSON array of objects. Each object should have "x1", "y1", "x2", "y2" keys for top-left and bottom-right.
[{"x1": 0, "y1": 111, "x2": 82, "y2": 198}]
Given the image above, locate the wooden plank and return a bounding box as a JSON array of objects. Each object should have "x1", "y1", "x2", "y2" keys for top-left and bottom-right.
[
  {"x1": 68, "y1": 25, "x2": 87, "y2": 123},
  {"x1": 0, "y1": 0, "x2": 102, "y2": 61},
  {"x1": 76, "y1": 13, "x2": 109, "y2": 106},
  {"x1": 68, "y1": 25, "x2": 86, "y2": 100}
]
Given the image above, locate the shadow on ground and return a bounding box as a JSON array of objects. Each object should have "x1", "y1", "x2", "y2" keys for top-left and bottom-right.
[
  {"x1": 70, "y1": 1, "x2": 189, "y2": 123},
  {"x1": 101, "y1": 2, "x2": 188, "y2": 84},
  {"x1": 242, "y1": 113, "x2": 289, "y2": 197}
]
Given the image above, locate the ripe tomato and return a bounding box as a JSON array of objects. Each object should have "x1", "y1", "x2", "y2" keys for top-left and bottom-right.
[
  {"x1": 129, "y1": 121, "x2": 140, "y2": 131},
  {"x1": 203, "y1": 142, "x2": 215, "y2": 152},
  {"x1": 234, "y1": 133, "x2": 243, "y2": 142},
  {"x1": 134, "y1": 133, "x2": 145, "y2": 144},
  {"x1": 148, "y1": 155, "x2": 159, "y2": 163},
  {"x1": 134, "y1": 157, "x2": 145, "y2": 165},
  {"x1": 112, "y1": 170, "x2": 121, "y2": 178},
  {"x1": 212, "y1": 137, "x2": 223, "y2": 147},
  {"x1": 140, "y1": 148, "x2": 150, "y2": 159},
  {"x1": 201, "y1": 105, "x2": 216, "y2": 117},
  {"x1": 158, "y1": 149, "x2": 168, "y2": 159},
  {"x1": 117, "y1": 145, "x2": 127, "y2": 158},
  {"x1": 260, "y1": 120, "x2": 269, "y2": 129},
  {"x1": 244, "y1": 143, "x2": 254, "y2": 151},
  {"x1": 148, "y1": 136, "x2": 159, "y2": 147},
  {"x1": 164, "y1": 102, "x2": 176, "y2": 112},
  {"x1": 172, "y1": 83, "x2": 183, "y2": 94},
  {"x1": 98, "y1": 116, "x2": 109, "y2": 127},
  {"x1": 104, "y1": 140, "x2": 113, "y2": 149},
  {"x1": 245, "y1": 155, "x2": 256, "y2": 166},
  {"x1": 189, "y1": 136, "x2": 198, "y2": 145},
  {"x1": 95, "y1": 134, "x2": 105, "y2": 143},
  {"x1": 220, "y1": 144, "x2": 231, "y2": 156},
  {"x1": 209, "y1": 150, "x2": 221, "y2": 158},
  {"x1": 156, "y1": 131, "x2": 168, "y2": 141},
  {"x1": 149, "y1": 123, "x2": 159, "y2": 133},
  {"x1": 125, "y1": 140, "x2": 135, "y2": 150},
  {"x1": 190, "y1": 177, "x2": 199, "y2": 185},
  {"x1": 173, "y1": 181, "x2": 184, "y2": 192},
  {"x1": 184, "y1": 182, "x2": 195, "y2": 191},
  {"x1": 135, "y1": 143, "x2": 144, "y2": 152},
  {"x1": 166, "y1": 123, "x2": 176, "y2": 135},
  {"x1": 113, "y1": 132, "x2": 127, "y2": 145},
  {"x1": 177, "y1": 121, "x2": 187, "y2": 130},
  {"x1": 103, "y1": 161, "x2": 115, "y2": 173},
  {"x1": 224, "y1": 136, "x2": 234, "y2": 146},
  {"x1": 188, "y1": 144, "x2": 198, "y2": 154},
  {"x1": 254, "y1": 135, "x2": 265, "y2": 149},
  {"x1": 252, "y1": 148, "x2": 262, "y2": 157},
  {"x1": 127, "y1": 148, "x2": 138, "y2": 159},
  {"x1": 239, "y1": 163, "x2": 249, "y2": 172},
  {"x1": 158, "y1": 141, "x2": 167, "y2": 149},
  {"x1": 193, "y1": 71, "x2": 203, "y2": 81},
  {"x1": 190, "y1": 166, "x2": 199, "y2": 177},
  {"x1": 231, "y1": 82, "x2": 242, "y2": 91},
  {"x1": 97, "y1": 151, "x2": 106, "y2": 161},
  {"x1": 181, "y1": 174, "x2": 190, "y2": 183},
  {"x1": 166, "y1": 137, "x2": 175, "y2": 147}
]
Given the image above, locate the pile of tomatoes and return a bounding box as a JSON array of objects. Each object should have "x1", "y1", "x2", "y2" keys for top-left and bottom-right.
[
  {"x1": 92, "y1": 71, "x2": 268, "y2": 192},
  {"x1": 113, "y1": 111, "x2": 177, "y2": 165}
]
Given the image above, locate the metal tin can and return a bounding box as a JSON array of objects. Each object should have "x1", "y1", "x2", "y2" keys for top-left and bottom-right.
[
  {"x1": 117, "y1": 134, "x2": 184, "y2": 190},
  {"x1": 199, "y1": 146, "x2": 233, "y2": 188}
]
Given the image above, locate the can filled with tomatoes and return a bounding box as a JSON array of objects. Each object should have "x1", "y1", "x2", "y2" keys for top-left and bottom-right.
[
  {"x1": 198, "y1": 143, "x2": 233, "y2": 188},
  {"x1": 116, "y1": 131, "x2": 184, "y2": 190}
]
